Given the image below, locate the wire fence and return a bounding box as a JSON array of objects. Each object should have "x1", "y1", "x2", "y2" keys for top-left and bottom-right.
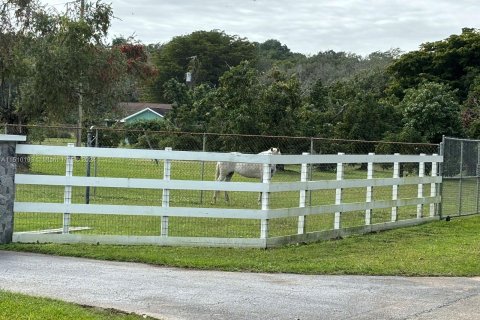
[
  {"x1": 6, "y1": 124, "x2": 441, "y2": 241},
  {"x1": 3, "y1": 123, "x2": 440, "y2": 154},
  {"x1": 441, "y1": 136, "x2": 480, "y2": 217}
]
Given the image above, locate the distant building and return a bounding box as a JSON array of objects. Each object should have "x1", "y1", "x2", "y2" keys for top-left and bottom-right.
[{"x1": 118, "y1": 102, "x2": 172, "y2": 124}]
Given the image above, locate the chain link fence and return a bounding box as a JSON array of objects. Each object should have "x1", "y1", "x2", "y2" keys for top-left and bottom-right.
[
  {"x1": 441, "y1": 136, "x2": 480, "y2": 217},
  {"x1": 3, "y1": 123, "x2": 439, "y2": 153},
  {"x1": 5, "y1": 124, "x2": 441, "y2": 239}
]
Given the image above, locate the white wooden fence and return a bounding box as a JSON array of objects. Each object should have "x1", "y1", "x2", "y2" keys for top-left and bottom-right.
[{"x1": 13, "y1": 144, "x2": 443, "y2": 248}]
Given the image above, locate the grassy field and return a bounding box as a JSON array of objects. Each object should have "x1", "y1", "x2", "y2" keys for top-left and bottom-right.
[
  {"x1": 0, "y1": 290, "x2": 156, "y2": 320},
  {"x1": 14, "y1": 154, "x2": 434, "y2": 238},
  {"x1": 3, "y1": 215, "x2": 479, "y2": 276}
]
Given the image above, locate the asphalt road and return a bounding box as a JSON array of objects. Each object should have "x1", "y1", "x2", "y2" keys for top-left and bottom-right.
[{"x1": 1, "y1": 250, "x2": 479, "y2": 320}]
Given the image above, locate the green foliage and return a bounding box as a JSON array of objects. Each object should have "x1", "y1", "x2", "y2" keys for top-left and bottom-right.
[
  {"x1": 163, "y1": 79, "x2": 215, "y2": 132},
  {"x1": 17, "y1": 1, "x2": 129, "y2": 125},
  {"x1": 208, "y1": 61, "x2": 264, "y2": 136},
  {"x1": 297, "y1": 67, "x2": 399, "y2": 149},
  {"x1": 123, "y1": 119, "x2": 170, "y2": 146},
  {"x1": 148, "y1": 30, "x2": 256, "y2": 102},
  {"x1": 1, "y1": 1, "x2": 158, "y2": 127},
  {"x1": 260, "y1": 69, "x2": 302, "y2": 136},
  {"x1": 290, "y1": 49, "x2": 398, "y2": 93},
  {"x1": 4, "y1": 6, "x2": 477, "y2": 147},
  {"x1": 0, "y1": 0, "x2": 41, "y2": 123},
  {"x1": 398, "y1": 82, "x2": 462, "y2": 143},
  {"x1": 209, "y1": 62, "x2": 304, "y2": 139},
  {"x1": 254, "y1": 39, "x2": 304, "y2": 72},
  {"x1": 461, "y1": 75, "x2": 480, "y2": 138},
  {"x1": 388, "y1": 28, "x2": 480, "y2": 100}
]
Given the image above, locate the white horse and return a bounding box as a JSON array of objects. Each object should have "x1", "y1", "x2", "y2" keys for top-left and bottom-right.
[{"x1": 212, "y1": 147, "x2": 281, "y2": 203}]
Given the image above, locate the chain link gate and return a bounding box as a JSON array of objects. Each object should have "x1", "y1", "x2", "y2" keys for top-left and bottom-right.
[{"x1": 441, "y1": 136, "x2": 480, "y2": 217}]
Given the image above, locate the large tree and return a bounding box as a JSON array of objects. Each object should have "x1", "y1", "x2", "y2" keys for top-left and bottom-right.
[
  {"x1": 461, "y1": 75, "x2": 480, "y2": 138},
  {"x1": 147, "y1": 30, "x2": 256, "y2": 102},
  {"x1": 18, "y1": 1, "x2": 128, "y2": 126},
  {"x1": 398, "y1": 82, "x2": 462, "y2": 143},
  {"x1": 254, "y1": 39, "x2": 304, "y2": 72},
  {"x1": 388, "y1": 28, "x2": 480, "y2": 101},
  {"x1": 0, "y1": 0, "x2": 42, "y2": 124},
  {"x1": 208, "y1": 61, "x2": 263, "y2": 135},
  {"x1": 0, "y1": 0, "x2": 149, "y2": 134}
]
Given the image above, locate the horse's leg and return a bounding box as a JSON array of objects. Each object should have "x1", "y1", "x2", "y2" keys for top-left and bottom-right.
[
  {"x1": 257, "y1": 176, "x2": 263, "y2": 205},
  {"x1": 212, "y1": 163, "x2": 222, "y2": 204},
  {"x1": 224, "y1": 172, "x2": 234, "y2": 203}
]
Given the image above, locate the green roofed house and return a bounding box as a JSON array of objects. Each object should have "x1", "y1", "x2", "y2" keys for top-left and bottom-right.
[{"x1": 119, "y1": 102, "x2": 172, "y2": 123}]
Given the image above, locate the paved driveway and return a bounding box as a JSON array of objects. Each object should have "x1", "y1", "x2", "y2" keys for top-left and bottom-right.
[{"x1": 1, "y1": 250, "x2": 479, "y2": 320}]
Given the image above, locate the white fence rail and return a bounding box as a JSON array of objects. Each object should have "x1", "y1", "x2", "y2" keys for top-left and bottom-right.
[{"x1": 13, "y1": 144, "x2": 443, "y2": 248}]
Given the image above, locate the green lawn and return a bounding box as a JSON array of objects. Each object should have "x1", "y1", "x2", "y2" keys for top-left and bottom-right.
[
  {"x1": 0, "y1": 290, "x2": 156, "y2": 320},
  {"x1": 3, "y1": 215, "x2": 479, "y2": 276}
]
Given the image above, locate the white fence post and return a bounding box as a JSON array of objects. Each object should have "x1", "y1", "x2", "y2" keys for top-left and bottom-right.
[
  {"x1": 334, "y1": 153, "x2": 344, "y2": 230},
  {"x1": 430, "y1": 154, "x2": 438, "y2": 217},
  {"x1": 161, "y1": 147, "x2": 172, "y2": 237},
  {"x1": 417, "y1": 153, "x2": 426, "y2": 218},
  {"x1": 365, "y1": 152, "x2": 374, "y2": 225},
  {"x1": 298, "y1": 152, "x2": 309, "y2": 234},
  {"x1": 391, "y1": 153, "x2": 400, "y2": 222},
  {"x1": 63, "y1": 143, "x2": 74, "y2": 234},
  {"x1": 260, "y1": 162, "x2": 271, "y2": 239}
]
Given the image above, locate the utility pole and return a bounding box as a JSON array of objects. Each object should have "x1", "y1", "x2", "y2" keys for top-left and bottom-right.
[{"x1": 77, "y1": 0, "x2": 85, "y2": 147}]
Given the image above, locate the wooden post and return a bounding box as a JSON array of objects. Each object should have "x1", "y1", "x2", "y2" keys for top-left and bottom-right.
[
  {"x1": 161, "y1": 147, "x2": 172, "y2": 237},
  {"x1": 298, "y1": 152, "x2": 309, "y2": 234},
  {"x1": 430, "y1": 154, "x2": 438, "y2": 217},
  {"x1": 365, "y1": 152, "x2": 374, "y2": 225},
  {"x1": 417, "y1": 153, "x2": 425, "y2": 218},
  {"x1": 391, "y1": 153, "x2": 400, "y2": 222},
  {"x1": 334, "y1": 153, "x2": 344, "y2": 230},
  {"x1": 260, "y1": 162, "x2": 271, "y2": 239},
  {"x1": 63, "y1": 143, "x2": 74, "y2": 234}
]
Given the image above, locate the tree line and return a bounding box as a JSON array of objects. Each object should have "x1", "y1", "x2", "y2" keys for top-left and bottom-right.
[
  {"x1": 146, "y1": 29, "x2": 480, "y2": 145},
  {"x1": 2, "y1": 1, "x2": 479, "y2": 146}
]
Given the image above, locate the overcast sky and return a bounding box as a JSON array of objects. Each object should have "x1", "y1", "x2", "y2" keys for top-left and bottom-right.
[{"x1": 44, "y1": 0, "x2": 479, "y2": 56}]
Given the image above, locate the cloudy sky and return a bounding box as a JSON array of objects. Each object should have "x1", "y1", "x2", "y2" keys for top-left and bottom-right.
[{"x1": 44, "y1": 0, "x2": 479, "y2": 56}]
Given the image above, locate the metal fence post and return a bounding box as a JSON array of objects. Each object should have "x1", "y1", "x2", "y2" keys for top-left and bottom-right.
[
  {"x1": 438, "y1": 138, "x2": 445, "y2": 218},
  {"x1": 430, "y1": 154, "x2": 438, "y2": 217},
  {"x1": 365, "y1": 152, "x2": 374, "y2": 225},
  {"x1": 161, "y1": 147, "x2": 172, "y2": 237},
  {"x1": 85, "y1": 129, "x2": 93, "y2": 204},
  {"x1": 298, "y1": 152, "x2": 309, "y2": 234},
  {"x1": 334, "y1": 153, "x2": 344, "y2": 230},
  {"x1": 63, "y1": 143, "x2": 75, "y2": 234}
]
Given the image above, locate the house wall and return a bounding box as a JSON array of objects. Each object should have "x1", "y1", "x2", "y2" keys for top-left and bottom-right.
[{"x1": 125, "y1": 110, "x2": 163, "y2": 123}]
